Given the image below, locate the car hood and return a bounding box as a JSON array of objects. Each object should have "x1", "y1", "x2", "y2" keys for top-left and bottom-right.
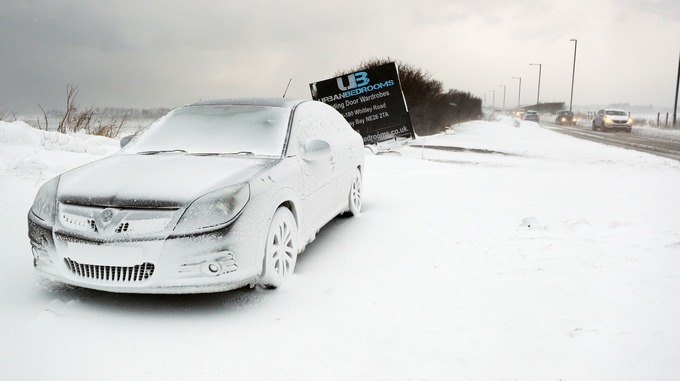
[{"x1": 57, "y1": 154, "x2": 275, "y2": 207}]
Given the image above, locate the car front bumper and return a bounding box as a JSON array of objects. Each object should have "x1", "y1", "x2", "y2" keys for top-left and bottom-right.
[
  {"x1": 603, "y1": 121, "x2": 632, "y2": 131},
  {"x1": 28, "y1": 214, "x2": 260, "y2": 294}
]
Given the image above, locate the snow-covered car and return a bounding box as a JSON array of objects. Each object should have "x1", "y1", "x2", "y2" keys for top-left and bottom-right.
[
  {"x1": 28, "y1": 98, "x2": 365, "y2": 294},
  {"x1": 592, "y1": 109, "x2": 632, "y2": 133},
  {"x1": 521, "y1": 110, "x2": 540, "y2": 123},
  {"x1": 513, "y1": 108, "x2": 526, "y2": 117},
  {"x1": 555, "y1": 110, "x2": 577, "y2": 126}
]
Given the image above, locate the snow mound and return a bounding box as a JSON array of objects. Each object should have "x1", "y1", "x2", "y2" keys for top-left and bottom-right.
[
  {"x1": 0, "y1": 121, "x2": 120, "y2": 181},
  {"x1": 0, "y1": 121, "x2": 119, "y2": 154},
  {"x1": 42, "y1": 130, "x2": 118, "y2": 155},
  {"x1": 0, "y1": 121, "x2": 42, "y2": 146}
]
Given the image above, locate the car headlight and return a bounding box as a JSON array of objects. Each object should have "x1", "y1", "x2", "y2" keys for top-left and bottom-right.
[
  {"x1": 30, "y1": 176, "x2": 60, "y2": 224},
  {"x1": 174, "y1": 183, "x2": 250, "y2": 234},
  {"x1": 627, "y1": 118, "x2": 633, "y2": 125}
]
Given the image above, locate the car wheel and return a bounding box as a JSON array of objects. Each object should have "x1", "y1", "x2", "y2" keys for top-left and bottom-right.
[
  {"x1": 258, "y1": 207, "x2": 298, "y2": 289},
  {"x1": 592, "y1": 121, "x2": 597, "y2": 130},
  {"x1": 348, "y1": 168, "x2": 362, "y2": 216}
]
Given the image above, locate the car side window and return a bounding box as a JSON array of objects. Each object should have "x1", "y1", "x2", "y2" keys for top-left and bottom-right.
[{"x1": 287, "y1": 102, "x2": 338, "y2": 157}]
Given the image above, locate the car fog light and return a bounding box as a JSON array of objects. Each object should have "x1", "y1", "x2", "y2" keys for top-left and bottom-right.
[
  {"x1": 208, "y1": 263, "x2": 220, "y2": 273},
  {"x1": 195, "y1": 252, "x2": 237, "y2": 276}
]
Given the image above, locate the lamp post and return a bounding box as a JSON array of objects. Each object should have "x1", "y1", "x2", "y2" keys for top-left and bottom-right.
[
  {"x1": 489, "y1": 90, "x2": 496, "y2": 110},
  {"x1": 569, "y1": 39, "x2": 578, "y2": 112},
  {"x1": 512, "y1": 76, "x2": 522, "y2": 109},
  {"x1": 673, "y1": 50, "x2": 679, "y2": 126},
  {"x1": 499, "y1": 84, "x2": 506, "y2": 112},
  {"x1": 529, "y1": 63, "x2": 542, "y2": 110}
]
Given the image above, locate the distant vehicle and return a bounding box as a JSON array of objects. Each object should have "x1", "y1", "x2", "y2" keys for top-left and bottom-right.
[
  {"x1": 555, "y1": 110, "x2": 577, "y2": 126},
  {"x1": 592, "y1": 109, "x2": 632, "y2": 133},
  {"x1": 521, "y1": 110, "x2": 540, "y2": 123},
  {"x1": 28, "y1": 98, "x2": 365, "y2": 294},
  {"x1": 513, "y1": 109, "x2": 526, "y2": 117}
]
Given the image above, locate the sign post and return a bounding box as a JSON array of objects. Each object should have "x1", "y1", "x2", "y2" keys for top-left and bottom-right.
[{"x1": 310, "y1": 62, "x2": 414, "y2": 145}]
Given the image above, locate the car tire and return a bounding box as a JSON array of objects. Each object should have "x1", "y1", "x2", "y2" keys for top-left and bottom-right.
[
  {"x1": 258, "y1": 207, "x2": 298, "y2": 289},
  {"x1": 347, "y1": 168, "x2": 362, "y2": 216},
  {"x1": 592, "y1": 121, "x2": 598, "y2": 130}
]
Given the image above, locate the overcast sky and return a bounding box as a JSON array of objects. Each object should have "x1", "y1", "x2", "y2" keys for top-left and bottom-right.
[{"x1": 1, "y1": 0, "x2": 678, "y2": 114}]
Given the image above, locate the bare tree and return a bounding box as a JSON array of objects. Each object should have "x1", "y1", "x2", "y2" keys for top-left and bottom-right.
[
  {"x1": 37, "y1": 103, "x2": 49, "y2": 131},
  {"x1": 58, "y1": 84, "x2": 79, "y2": 133}
]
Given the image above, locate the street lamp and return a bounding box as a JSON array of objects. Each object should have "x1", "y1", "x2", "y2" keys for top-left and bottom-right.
[
  {"x1": 499, "y1": 85, "x2": 506, "y2": 112},
  {"x1": 569, "y1": 39, "x2": 578, "y2": 112},
  {"x1": 489, "y1": 90, "x2": 496, "y2": 110},
  {"x1": 512, "y1": 76, "x2": 522, "y2": 109},
  {"x1": 529, "y1": 63, "x2": 542, "y2": 110}
]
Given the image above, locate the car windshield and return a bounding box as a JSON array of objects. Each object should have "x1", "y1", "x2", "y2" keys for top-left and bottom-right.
[
  {"x1": 560, "y1": 111, "x2": 573, "y2": 116},
  {"x1": 606, "y1": 110, "x2": 627, "y2": 116},
  {"x1": 123, "y1": 105, "x2": 291, "y2": 157}
]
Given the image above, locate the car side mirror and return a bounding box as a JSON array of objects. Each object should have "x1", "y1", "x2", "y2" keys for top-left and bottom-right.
[
  {"x1": 301, "y1": 139, "x2": 332, "y2": 162},
  {"x1": 120, "y1": 135, "x2": 133, "y2": 148}
]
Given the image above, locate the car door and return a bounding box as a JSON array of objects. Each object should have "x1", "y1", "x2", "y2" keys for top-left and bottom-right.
[
  {"x1": 287, "y1": 102, "x2": 338, "y2": 233},
  {"x1": 320, "y1": 105, "x2": 357, "y2": 199}
]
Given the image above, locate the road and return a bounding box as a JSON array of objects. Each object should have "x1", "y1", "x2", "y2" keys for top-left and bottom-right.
[{"x1": 540, "y1": 119, "x2": 680, "y2": 161}]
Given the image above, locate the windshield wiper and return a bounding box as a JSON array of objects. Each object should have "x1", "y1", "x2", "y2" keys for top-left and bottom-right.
[
  {"x1": 137, "y1": 149, "x2": 188, "y2": 155},
  {"x1": 192, "y1": 151, "x2": 255, "y2": 156}
]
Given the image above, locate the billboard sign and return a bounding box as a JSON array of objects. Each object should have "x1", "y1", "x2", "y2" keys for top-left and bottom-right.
[{"x1": 310, "y1": 62, "x2": 414, "y2": 144}]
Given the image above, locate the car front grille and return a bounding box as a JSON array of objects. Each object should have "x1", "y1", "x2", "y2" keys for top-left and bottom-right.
[
  {"x1": 64, "y1": 258, "x2": 155, "y2": 282},
  {"x1": 59, "y1": 204, "x2": 178, "y2": 238}
]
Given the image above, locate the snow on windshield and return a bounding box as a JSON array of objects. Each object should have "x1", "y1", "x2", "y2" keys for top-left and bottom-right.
[{"x1": 124, "y1": 105, "x2": 290, "y2": 156}]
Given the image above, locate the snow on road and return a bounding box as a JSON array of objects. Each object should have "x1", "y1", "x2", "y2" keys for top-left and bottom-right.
[{"x1": 1, "y1": 118, "x2": 680, "y2": 380}]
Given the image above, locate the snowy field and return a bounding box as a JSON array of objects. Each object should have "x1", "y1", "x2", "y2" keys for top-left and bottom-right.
[{"x1": 2, "y1": 117, "x2": 680, "y2": 380}]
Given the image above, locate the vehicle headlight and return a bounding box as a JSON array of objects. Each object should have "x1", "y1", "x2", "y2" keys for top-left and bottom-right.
[
  {"x1": 174, "y1": 183, "x2": 250, "y2": 234},
  {"x1": 30, "y1": 176, "x2": 60, "y2": 224},
  {"x1": 627, "y1": 118, "x2": 633, "y2": 125}
]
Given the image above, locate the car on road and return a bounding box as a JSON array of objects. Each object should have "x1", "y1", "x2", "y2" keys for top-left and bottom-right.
[
  {"x1": 521, "y1": 110, "x2": 540, "y2": 123},
  {"x1": 513, "y1": 108, "x2": 526, "y2": 117},
  {"x1": 28, "y1": 98, "x2": 365, "y2": 294},
  {"x1": 555, "y1": 110, "x2": 577, "y2": 126},
  {"x1": 592, "y1": 109, "x2": 632, "y2": 132}
]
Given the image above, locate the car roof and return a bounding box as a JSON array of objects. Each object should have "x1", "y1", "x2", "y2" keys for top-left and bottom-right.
[{"x1": 188, "y1": 98, "x2": 307, "y2": 109}]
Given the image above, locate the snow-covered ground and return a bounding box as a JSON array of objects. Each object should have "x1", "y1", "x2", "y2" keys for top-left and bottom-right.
[{"x1": 2, "y1": 117, "x2": 680, "y2": 380}]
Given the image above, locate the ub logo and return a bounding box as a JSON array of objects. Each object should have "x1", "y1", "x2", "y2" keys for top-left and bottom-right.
[{"x1": 336, "y1": 71, "x2": 369, "y2": 91}]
